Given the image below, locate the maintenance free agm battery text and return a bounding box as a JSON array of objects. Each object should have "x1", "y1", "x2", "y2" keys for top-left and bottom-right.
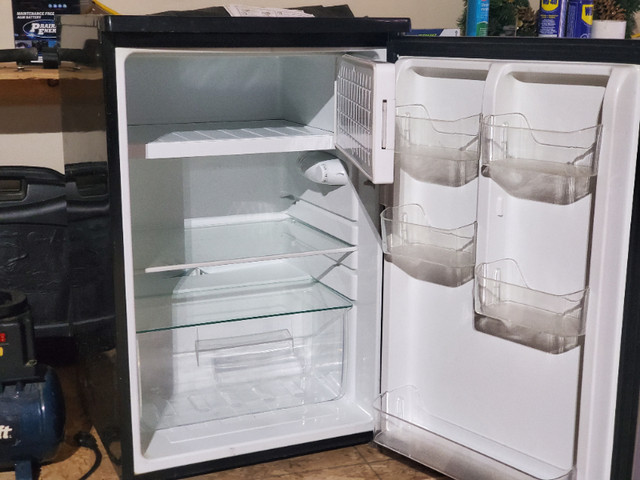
[{"x1": 12, "y1": 0, "x2": 80, "y2": 61}]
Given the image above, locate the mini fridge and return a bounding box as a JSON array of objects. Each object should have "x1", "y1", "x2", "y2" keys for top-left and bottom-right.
[{"x1": 57, "y1": 15, "x2": 640, "y2": 480}]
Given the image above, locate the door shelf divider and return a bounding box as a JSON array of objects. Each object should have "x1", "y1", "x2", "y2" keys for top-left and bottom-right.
[
  {"x1": 480, "y1": 113, "x2": 601, "y2": 205},
  {"x1": 474, "y1": 259, "x2": 588, "y2": 354},
  {"x1": 380, "y1": 204, "x2": 476, "y2": 287},
  {"x1": 374, "y1": 386, "x2": 574, "y2": 480},
  {"x1": 129, "y1": 119, "x2": 335, "y2": 159},
  {"x1": 135, "y1": 271, "x2": 353, "y2": 334},
  {"x1": 395, "y1": 106, "x2": 481, "y2": 187},
  {"x1": 135, "y1": 215, "x2": 356, "y2": 274}
]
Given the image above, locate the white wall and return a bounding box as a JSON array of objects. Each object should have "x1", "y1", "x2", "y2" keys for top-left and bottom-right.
[
  {"x1": 99, "y1": 0, "x2": 464, "y2": 28},
  {"x1": 1, "y1": 0, "x2": 13, "y2": 49}
]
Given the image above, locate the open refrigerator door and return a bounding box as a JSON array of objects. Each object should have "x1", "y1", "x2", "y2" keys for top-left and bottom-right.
[{"x1": 375, "y1": 56, "x2": 640, "y2": 480}]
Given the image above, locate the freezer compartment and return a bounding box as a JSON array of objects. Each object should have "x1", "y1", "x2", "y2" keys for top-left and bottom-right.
[
  {"x1": 374, "y1": 386, "x2": 574, "y2": 480},
  {"x1": 395, "y1": 106, "x2": 480, "y2": 187},
  {"x1": 473, "y1": 259, "x2": 587, "y2": 354},
  {"x1": 123, "y1": 50, "x2": 394, "y2": 187},
  {"x1": 138, "y1": 298, "x2": 348, "y2": 433},
  {"x1": 480, "y1": 114, "x2": 601, "y2": 205},
  {"x1": 123, "y1": 51, "x2": 342, "y2": 134},
  {"x1": 380, "y1": 204, "x2": 476, "y2": 287},
  {"x1": 123, "y1": 51, "x2": 342, "y2": 165}
]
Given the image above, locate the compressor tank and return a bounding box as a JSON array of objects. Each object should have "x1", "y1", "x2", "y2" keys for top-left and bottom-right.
[{"x1": 0, "y1": 290, "x2": 65, "y2": 478}]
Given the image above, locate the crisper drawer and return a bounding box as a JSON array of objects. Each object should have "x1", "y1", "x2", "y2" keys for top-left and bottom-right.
[{"x1": 135, "y1": 261, "x2": 352, "y2": 432}]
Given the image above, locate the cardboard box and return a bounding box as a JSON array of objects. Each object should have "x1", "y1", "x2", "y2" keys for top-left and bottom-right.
[{"x1": 12, "y1": 0, "x2": 81, "y2": 61}]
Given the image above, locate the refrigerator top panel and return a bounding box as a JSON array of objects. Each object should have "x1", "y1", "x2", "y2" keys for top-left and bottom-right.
[
  {"x1": 388, "y1": 36, "x2": 640, "y2": 65},
  {"x1": 99, "y1": 16, "x2": 411, "y2": 35},
  {"x1": 59, "y1": 15, "x2": 411, "y2": 50}
]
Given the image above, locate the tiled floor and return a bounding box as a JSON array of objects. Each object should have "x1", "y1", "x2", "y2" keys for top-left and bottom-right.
[
  {"x1": 185, "y1": 444, "x2": 447, "y2": 480},
  {"x1": 0, "y1": 364, "x2": 449, "y2": 480},
  {"x1": 0, "y1": 442, "x2": 447, "y2": 480}
]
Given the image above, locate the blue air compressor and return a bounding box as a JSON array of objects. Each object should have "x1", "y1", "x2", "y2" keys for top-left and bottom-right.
[{"x1": 0, "y1": 290, "x2": 65, "y2": 479}]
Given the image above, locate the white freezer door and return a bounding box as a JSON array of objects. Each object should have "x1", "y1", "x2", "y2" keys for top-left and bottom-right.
[
  {"x1": 376, "y1": 56, "x2": 640, "y2": 480},
  {"x1": 335, "y1": 55, "x2": 396, "y2": 184}
]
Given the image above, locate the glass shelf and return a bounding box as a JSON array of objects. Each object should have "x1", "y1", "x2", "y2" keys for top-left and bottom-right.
[
  {"x1": 129, "y1": 120, "x2": 335, "y2": 159},
  {"x1": 135, "y1": 216, "x2": 356, "y2": 274},
  {"x1": 474, "y1": 259, "x2": 587, "y2": 354},
  {"x1": 395, "y1": 106, "x2": 480, "y2": 187},
  {"x1": 480, "y1": 113, "x2": 601, "y2": 205},
  {"x1": 381, "y1": 204, "x2": 476, "y2": 287},
  {"x1": 374, "y1": 386, "x2": 574, "y2": 480},
  {"x1": 134, "y1": 269, "x2": 352, "y2": 334}
]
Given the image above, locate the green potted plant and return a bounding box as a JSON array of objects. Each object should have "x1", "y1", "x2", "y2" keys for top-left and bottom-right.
[{"x1": 616, "y1": 0, "x2": 640, "y2": 34}]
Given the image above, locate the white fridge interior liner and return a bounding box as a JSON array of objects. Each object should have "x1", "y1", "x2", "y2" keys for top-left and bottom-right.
[
  {"x1": 138, "y1": 308, "x2": 348, "y2": 433},
  {"x1": 123, "y1": 51, "x2": 342, "y2": 133},
  {"x1": 374, "y1": 386, "x2": 574, "y2": 480},
  {"x1": 141, "y1": 396, "x2": 374, "y2": 466}
]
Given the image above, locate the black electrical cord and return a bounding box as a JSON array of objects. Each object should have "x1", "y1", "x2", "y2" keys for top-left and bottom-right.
[
  {"x1": 100, "y1": 427, "x2": 122, "y2": 466},
  {"x1": 74, "y1": 432, "x2": 102, "y2": 480}
]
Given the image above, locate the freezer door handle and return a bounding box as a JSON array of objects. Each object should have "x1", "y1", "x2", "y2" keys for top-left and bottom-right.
[{"x1": 381, "y1": 99, "x2": 389, "y2": 150}]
